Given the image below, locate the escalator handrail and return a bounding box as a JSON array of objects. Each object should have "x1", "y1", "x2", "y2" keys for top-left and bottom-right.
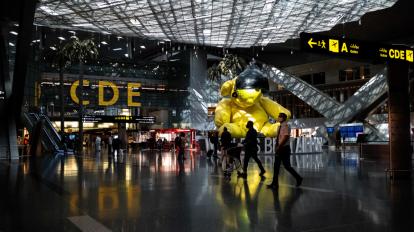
[
  {"x1": 40, "y1": 120, "x2": 60, "y2": 151},
  {"x1": 40, "y1": 114, "x2": 61, "y2": 141},
  {"x1": 27, "y1": 112, "x2": 60, "y2": 152},
  {"x1": 265, "y1": 66, "x2": 341, "y2": 106},
  {"x1": 39, "y1": 115, "x2": 61, "y2": 151}
]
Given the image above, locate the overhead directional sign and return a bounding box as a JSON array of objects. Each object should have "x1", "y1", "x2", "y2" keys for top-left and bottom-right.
[
  {"x1": 300, "y1": 32, "x2": 413, "y2": 64},
  {"x1": 83, "y1": 115, "x2": 156, "y2": 124}
]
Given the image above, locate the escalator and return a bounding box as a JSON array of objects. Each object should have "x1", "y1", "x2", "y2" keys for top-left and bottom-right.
[
  {"x1": 22, "y1": 112, "x2": 62, "y2": 154},
  {"x1": 264, "y1": 65, "x2": 389, "y2": 140},
  {"x1": 326, "y1": 69, "x2": 387, "y2": 126},
  {"x1": 263, "y1": 65, "x2": 341, "y2": 119}
]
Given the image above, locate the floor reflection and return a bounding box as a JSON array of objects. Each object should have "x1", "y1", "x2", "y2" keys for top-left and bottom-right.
[{"x1": 0, "y1": 149, "x2": 412, "y2": 232}]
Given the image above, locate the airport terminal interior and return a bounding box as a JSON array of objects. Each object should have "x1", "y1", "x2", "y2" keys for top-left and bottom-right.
[{"x1": 0, "y1": 0, "x2": 413, "y2": 231}]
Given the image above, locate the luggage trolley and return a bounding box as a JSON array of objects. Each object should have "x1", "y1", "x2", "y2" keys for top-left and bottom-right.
[{"x1": 221, "y1": 144, "x2": 243, "y2": 180}]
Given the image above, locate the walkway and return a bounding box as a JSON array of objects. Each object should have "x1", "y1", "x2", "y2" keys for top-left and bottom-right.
[{"x1": 0, "y1": 149, "x2": 412, "y2": 231}]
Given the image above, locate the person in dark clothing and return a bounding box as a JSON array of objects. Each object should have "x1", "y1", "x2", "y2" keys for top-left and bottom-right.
[
  {"x1": 177, "y1": 132, "x2": 186, "y2": 160},
  {"x1": 220, "y1": 127, "x2": 232, "y2": 176},
  {"x1": 174, "y1": 135, "x2": 180, "y2": 151},
  {"x1": 108, "y1": 135, "x2": 113, "y2": 155},
  {"x1": 268, "y1": 113, "x2": 302, "y2": 189},
  {"x1": 157, "y1": 138, "x2": 163, "y2": 151},
  {"x1": 220, "y1": 127, "x2": 232, "y2": 155},
  {"x1": 112, "y1": 135, "x2": 120, "y2": 157},
  {"x1": 238, "y1": 121, "x2": 265, "y2": 179},
  {"x1": 210, "y1": 131, "x2": 219, "y2": 158}
]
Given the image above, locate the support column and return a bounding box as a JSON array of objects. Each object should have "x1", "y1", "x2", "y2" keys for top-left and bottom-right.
[
  {"x1": 11, "y1": 0, "x2": 37, "y2": 119},
  {"x1": 387, "y1": 62, "x2": 411, "y2": 179},
  {"x1": 118, "y1": 123, "x2": 128, "y2": 150},
  {"x1": 182, "y1": 49, "x2": 208, "y2": 129},
  {"x1": 7, "y1": 0, "x2": 37, "y2": 159},
  {"x1": 0, "y1": 23, "x2": 14, "y2": 159},
  {"x1": 340, "y1": 91, "x2": 344, "y2": 103}
]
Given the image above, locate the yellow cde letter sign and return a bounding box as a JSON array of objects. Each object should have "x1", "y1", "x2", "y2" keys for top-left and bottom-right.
[{"x1": 70, "y1": 80, "x2": 141, "y2": 107}]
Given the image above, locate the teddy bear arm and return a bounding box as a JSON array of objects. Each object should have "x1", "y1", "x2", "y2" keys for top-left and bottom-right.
[
  {"x1": 214, "y1": 99, "x2": 232, "y2": 128},
  {"x1": 260, "y1": 122, "x2": 281, "y2": 138},
  {"x1": 260, "y1": 97, "x2": 291, "y2": 120}
]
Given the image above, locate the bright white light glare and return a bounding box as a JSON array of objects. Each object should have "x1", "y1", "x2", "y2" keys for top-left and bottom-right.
[
  {"x1": 9, "y1": 42, "x2": 15, "y2": 47},
  {"x1": 72, "y1": 23, "x2": 94, "y2": 27},
  {"x1": 57, "y1": 36, "x2": 66, "y2": 40},
  {"x1": 140, "y1": 45, "x2": 146, "y2": 49},
  {"x1": 50, "y1": 46, "x2": 57, "y2": 50},
  {"x1": 113, "y1": 48, "x2": 122, "y2": 51},
  {"x1": 9, "y1": 31, "x2": 18, "y2": 35},
  {"x1": 68, "y1": 30, "x2": 76, "y2": 34},
  {"x1": 34, "y1": 0, "x2": 397, "y2": 48},
  {"x1": 130, "y1": 19, "x2": 140, "y2": 25},
  {"x1": 124, "y1": 53, "x2": 129, "y2": 57},
  {"x1": 39, "y1": 5, "x2": 60, "y2": 16},
  {"x1": 101, "y1": 41, "x2": 108, "y2": 45}
]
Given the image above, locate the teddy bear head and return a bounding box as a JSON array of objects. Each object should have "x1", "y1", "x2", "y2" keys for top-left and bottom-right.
[{"x1": 220, "y1": 67, "x2": 269, "y2": 108}]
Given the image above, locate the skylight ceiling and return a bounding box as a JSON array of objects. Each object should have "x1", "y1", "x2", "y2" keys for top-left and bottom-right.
[{"x1": 35, "y1": 0, "x2": 397, "y2": 48}]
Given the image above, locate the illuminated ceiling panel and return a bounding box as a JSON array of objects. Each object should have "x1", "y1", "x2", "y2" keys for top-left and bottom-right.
[{"x1": 35, "y1": 0, "x2": 397, "y2": 48}]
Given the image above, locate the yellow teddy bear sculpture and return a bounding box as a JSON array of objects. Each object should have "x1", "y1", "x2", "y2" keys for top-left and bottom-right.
[{"x1": 214, "y1": 67, "x2": 291, "y2": 138}]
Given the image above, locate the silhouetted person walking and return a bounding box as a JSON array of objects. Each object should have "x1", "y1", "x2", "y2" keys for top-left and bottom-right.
[
  {"x1": 220, "y1": 127, "x2": 232, "y2": 156},
  {"x1": 239, "y1": 121, "x2": 265, "y2": 179},
  {"x1": 112, "y1": 135, "x2": 120, "y2": 157},
  {"x1": 108, "y1": 134, "x2": 113, "y2": 154},
  {"x1": 210, "y1": 131, "x2": 219, "y2": 158},
  {"x1": 268, "y1": 113, "x2": 302, "y2": 189},
  {"x1": 178, "y1": 132, "x2": 186, "y2": 160}
]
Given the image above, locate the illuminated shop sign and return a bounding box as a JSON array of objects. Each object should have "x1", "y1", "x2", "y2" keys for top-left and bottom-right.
[
  {"x1": 70, "y1": 80, "x2": 141, "y2": 107},
  {"x1": 225, "y1": 137, "x2": 322, "y2": 155},
  {"x1": 83, "y1": 115, "x2": 155, "y2": 124},
  {"x1": 300, "y1": 32, "x2": 413, "y2": 63}
]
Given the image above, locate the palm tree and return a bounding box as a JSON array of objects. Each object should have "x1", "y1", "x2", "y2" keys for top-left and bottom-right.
[
  {"x1": 207, "y1": 54, "x2": 246, "y2": 81},
  {"x1": 62, "y1": 38, "x2": 98, "y2": 154},
  {"x1": 52, "y1": 45, "x2": 70, "y2": 146}
]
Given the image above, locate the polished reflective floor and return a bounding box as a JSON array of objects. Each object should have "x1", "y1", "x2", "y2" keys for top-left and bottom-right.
[{"x1": 0, "y1": 148, "x2": 413, "y2": 232}]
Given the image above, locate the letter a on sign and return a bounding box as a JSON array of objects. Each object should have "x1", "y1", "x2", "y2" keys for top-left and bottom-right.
[{"x1": 341, "y1": 43, "x2": 348, "y2": 53}]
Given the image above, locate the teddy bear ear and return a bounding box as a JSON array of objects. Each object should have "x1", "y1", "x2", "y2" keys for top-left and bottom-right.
[{"x1": 220, "y1": 79, "x2": 236, "y2": 97}]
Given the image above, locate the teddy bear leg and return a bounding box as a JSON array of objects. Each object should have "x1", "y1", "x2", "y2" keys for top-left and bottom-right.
[{"x1": 260, "y1": 122, "x2": 281, "y2": 138}]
